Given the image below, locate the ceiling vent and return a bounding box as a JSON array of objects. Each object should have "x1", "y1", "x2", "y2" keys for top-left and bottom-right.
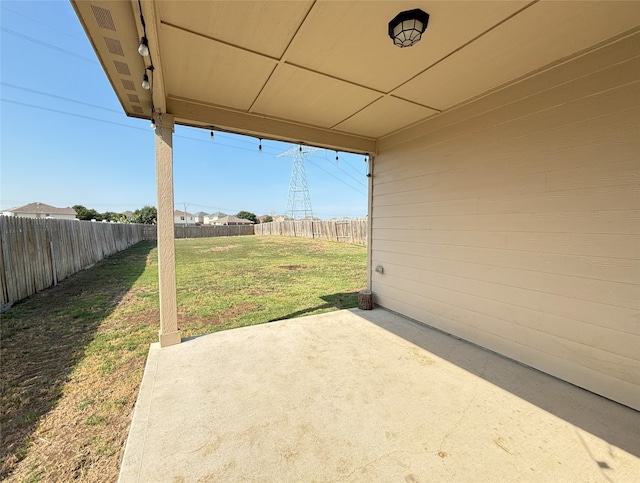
[
  {"x1": 121, "y1": 79, "x2": 136, "y2": 91},
  {"x1": 91, "y1": 5, "x2": 116, "y2": 31},
  {"x1": 113, "y1": 61, "x2": 131, "y2": 76},
  {"x1": 104, "y1": 37, "x2": 124, "y2": 56}
]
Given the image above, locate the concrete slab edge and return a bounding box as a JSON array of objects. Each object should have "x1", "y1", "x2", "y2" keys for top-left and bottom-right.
[{"x1": 118, "y1": 342, "x2": 161, "y2": 483}]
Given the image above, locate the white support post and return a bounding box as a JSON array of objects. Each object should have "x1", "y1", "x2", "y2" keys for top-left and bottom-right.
[{"x1": 155, "y1": 113, "x2": 181, "y2": 347}]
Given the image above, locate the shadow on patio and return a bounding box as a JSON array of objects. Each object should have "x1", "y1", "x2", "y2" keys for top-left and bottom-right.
[
  {"x1": 269, "y1": 291, "x2": 362, "y2": 321},
  {"x1": 119, "y1": 308, "x2": 639, "y2": 482},
  {"x1": 365, "y1": 310, "x2": 640, "y2": 460}
]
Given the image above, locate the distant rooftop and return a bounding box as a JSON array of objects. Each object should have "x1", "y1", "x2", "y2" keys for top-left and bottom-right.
[{"x1": 4, "y1": 202, "x2": 76, "y2": 216}]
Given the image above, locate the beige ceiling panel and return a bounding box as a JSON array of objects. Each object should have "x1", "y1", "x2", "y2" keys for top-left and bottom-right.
[
  {"x1": 285, "y1": 1, "x2": 528, "y2": 93},
  {"x1": 394, "y1": 1, "x2": 640, "y2": 110},
  {"x1": 334, "y1": 96, "x2": 438, "y2": 138},
  {"x1": 157, "y1": 0, "x2": 312, "y2": 58},
  {"x1": 160, "y1": 24, "x2": 277, "y2": 111},
  {"x1": 251, "y1": 64, "x2": 381, "y2": 129}
]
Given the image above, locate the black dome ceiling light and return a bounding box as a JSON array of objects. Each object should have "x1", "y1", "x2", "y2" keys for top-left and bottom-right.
[{"x1": 388, "y1": 8, "x2": 430, "y2": 48}]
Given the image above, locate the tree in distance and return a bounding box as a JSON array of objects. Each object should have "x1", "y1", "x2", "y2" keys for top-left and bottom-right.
[
  {"x1": 236, "y1": 211, "x2": 258, "y2": 224},
  {"x1": 73, "y1": 205, "x2": 102, "y2": 221},
  {"x1": 130, "y1": 206, "x2": 157, "y2": 224},
  {"x1": 101, "y1": 211, "x2": 120, "y2": 222},
  {"x1": 261, "y1": 215, "x2": 273, "y2": 223}
]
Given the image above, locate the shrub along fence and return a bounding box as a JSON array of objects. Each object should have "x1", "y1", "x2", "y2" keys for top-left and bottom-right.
[
  {"x1": 0, "y1": 217, "x2": 155, "y2": 306},
  {"x1": 254, "y1": 219, "x2": 367, "y2": 245}
]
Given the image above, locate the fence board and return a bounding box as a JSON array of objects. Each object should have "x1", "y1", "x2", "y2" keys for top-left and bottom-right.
[
  {"x1": 0, "y1": 218, "x2": 153, "y2": 306},
  {"x1": 254, "y1": 219, "x2": 367, "y2": 245},
  {"x1": 0, "y1": 219, "x2": 257, "y2": 306},
  {"x1": 174, "y1": 225, "x2": 254, "y2": 239}
]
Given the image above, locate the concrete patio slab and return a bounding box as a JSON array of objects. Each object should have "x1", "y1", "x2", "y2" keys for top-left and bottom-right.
[{"x1": 119, "y1": 308, "x2": 640, "y2": 482}]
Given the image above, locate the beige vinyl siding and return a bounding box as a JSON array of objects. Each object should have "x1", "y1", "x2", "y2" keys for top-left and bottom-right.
[{"x1": 372, "y1": 31, "x2": 640, "y2": 410}]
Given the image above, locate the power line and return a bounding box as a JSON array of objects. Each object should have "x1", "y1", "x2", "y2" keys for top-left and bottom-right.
[
  {"x1": 1, "y1": 82, "x2": 122, "y2": 114},
  {"x1": 0, "y1": 26, "x2": 99, "y2": 64},
  {"x1": 314, "y1": 152, "x2": 367, "y2": 188},
  {"x1": 306, "y1": 158, "x2": 367, "y2": 196},
  {"x1": 2, "y1": 99, "x2": 368, "y2": 195},
  {"x1": 1, "y1": 5, "x2": 87, "y2": 42},
  {"x1": 0, "y1": 98, "x2": 277, "y2": 153},
  {"x1": 321, "y1": 149, "x2": 365, "y2": 178},
  {"x1": 0, "y1": 97, "x2": 279, "y2": 156},
  {"x1": 0, "y1": 83, "x2": 282, "y2": 152},
  {"x1": 1, "y1": 23, "x2": 369, "y2": 196},
  {"x1": 2, "y1": 84, "x2": 368, "y2": 192},
  {"x1": 1, "y1": 98, "x2": 148, "y2": 131}
]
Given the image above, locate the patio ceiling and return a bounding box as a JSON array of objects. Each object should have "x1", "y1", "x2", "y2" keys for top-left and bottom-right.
[{"x1": 72, "y1": 0, "x2": 640, "y2": 153}]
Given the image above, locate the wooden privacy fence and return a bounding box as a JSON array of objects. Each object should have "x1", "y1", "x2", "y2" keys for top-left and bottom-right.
[
  {"x1": 254, "y1": 219, "x2": 367, "y2": 245},
  {"x1": 0, "y1": 217, "x2": 155, "y2": 306},
  {"x1": 174, "y1": 224, "x2": 254, "y2": 239}
]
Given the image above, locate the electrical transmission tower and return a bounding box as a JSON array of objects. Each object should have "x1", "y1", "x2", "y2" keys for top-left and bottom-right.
[{"x1": 277, "y1": 146, "x2": 317, "y2": 220}]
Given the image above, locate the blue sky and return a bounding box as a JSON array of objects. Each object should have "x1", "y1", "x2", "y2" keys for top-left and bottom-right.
[{"x1": 0, "y1": 1, "x2": 369, "y2": 218}]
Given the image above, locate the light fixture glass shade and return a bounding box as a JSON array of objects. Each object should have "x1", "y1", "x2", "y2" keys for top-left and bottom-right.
[
  {"x1": 388, "y1": 9, "x2": 429, "y2": 48},
  {"x1": 141, "y1": 74, "x2": 150, "y2": 90},
  {"x1": 138, "y1": 37, "x2": 150, "y2": 56}
]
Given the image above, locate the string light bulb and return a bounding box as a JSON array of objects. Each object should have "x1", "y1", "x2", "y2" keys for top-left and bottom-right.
[
  {"x1": 141, "y1": 74, "x2": 150, "y2": 90},
  {"x1": 210, "y1": 131, "x2": 214, "y2": 140},
  {"x1": 258, "y1": 139, "x2": 263, "y2": 152},
  {"x1": 335, "y1": 151, "x2": 339, "y2": 162},
  {"x1": 138, "y1": 37, "x2": 150, "y2": 56},
  {"x1": 299, "y1": 145, "x2": 302, "y2": 152}
]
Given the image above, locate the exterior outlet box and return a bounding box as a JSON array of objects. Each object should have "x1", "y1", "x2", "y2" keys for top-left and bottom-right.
[{"x1": 375, "y1": 265, "x2": 384, "y2": 274}]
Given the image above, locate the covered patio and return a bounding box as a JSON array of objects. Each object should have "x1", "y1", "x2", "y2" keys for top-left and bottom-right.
[
  {"x1": 119, "y1": 308, "x2": 640, "y2": 481},
  {"x1": 71, "y1": 1, "x2": 639, "y2": 478}
]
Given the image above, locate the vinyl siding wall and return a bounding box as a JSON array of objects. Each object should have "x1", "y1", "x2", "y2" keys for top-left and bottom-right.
[{"x1": 372, "y1": 31, "x2": 640, "y2": 410}]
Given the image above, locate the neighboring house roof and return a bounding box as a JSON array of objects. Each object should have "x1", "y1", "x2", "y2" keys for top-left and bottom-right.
[
  {"x1": 122, "y1": 210, "x2": 134, "y2": 217},
  {"x1": 216, "y1": 215, "x2": 255, "y2": 224},
  {"x1": 193, "y1": 211, "x2": 208, "y2": 217},
  {"x1": 6, "y1": 202, "x2": 76, "y2": 216},
  {"x1": 208, "y1": 211, "x2": 227, "y2": 218},
  {"x1": 174, "y1": 209, "x2": 194, "y2": 217}
]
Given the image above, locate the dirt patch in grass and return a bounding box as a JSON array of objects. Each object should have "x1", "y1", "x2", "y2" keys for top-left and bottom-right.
[
  {"x1": 222, "y1": 302, "x2": 257, "y2": 319},
  {"x1": 204, "y1": 245, "x2": 238, "y2": 252},
  {"x1": 278, "y1": 265, "x2": 308, "y2": 270},
  {"x1": 179, "y1": 303, "x2": 258, "y2": 334}
]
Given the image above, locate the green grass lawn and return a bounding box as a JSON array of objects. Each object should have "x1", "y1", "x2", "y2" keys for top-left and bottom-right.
[
  {"x1": 176, "y1": 236, "x2": 367, "y2": 334},
  {"x1": 1, "y1": 235, "x2": 366, "y2": 482}
]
